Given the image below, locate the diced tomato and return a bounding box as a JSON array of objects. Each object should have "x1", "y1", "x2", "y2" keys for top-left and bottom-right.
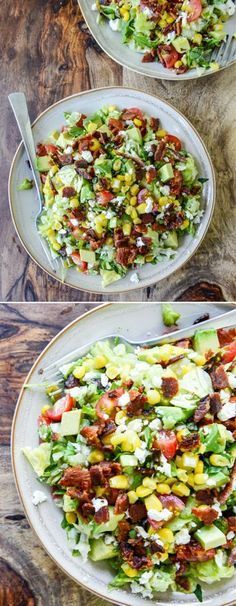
[
  {"x1": 153, "y1": 430, "x2": 177, "y2": 460},
  {"x1": 96, "y1": 190, "x2": 114, "y2": 206},
  {"x1": 158, "y1": 45, "x2": 179, "y2": 69},
  {"x1": 218, "y1": 328, "x2": 236, "y2": 347},
  {"x1": 45, "y1": 144, "x2": 58, "y2": 154},
  {"x1": 158, "y1": 494, "x2": 185, "y2": 512},
  {"x1": 187, "y1": 0, "x2": 202, "y2": 22},
  {"x1": 71, "y1": 252, "x2": 88, "y2": 272},
  {"x1": 37, "y1": 413, "x2": 51, "y2": 426},
  {"x1": 46, "y1": 394, "x2": 75, "y2": 422},
  {"x1": 165, "y1": 134, "x2": 182, "y2": 151},
  {"x1": 222, "y1": 341, "x2": 236, "y2": 364},
  {"x1": 36, "y1": 143, "x2": 47, "y2": 157},
  {"x1": 96, "y1": 388, "x2": 124, "y2": 420},
  {"x1": 122, "y1": 107, "x2": 144, "y2": 120}
]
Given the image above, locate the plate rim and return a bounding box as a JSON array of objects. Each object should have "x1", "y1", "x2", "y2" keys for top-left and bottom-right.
[
  {"x1": 11, "y1": 302, "x2": 236, "y2": 606},
  {"x1": 78, "y1": 0, "x2": 236, "y2": 82},
  {"x1": 8, "y1": 86, "x2": 216, "y2": 295}
]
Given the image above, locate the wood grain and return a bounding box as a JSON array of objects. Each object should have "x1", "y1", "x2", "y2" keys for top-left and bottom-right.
[
  {"x1": 0, "y1": 0, "x2": 235, "y2": 302},
  {"x1": 0, "y1": 302, "x2": 112, "y2": 605}
]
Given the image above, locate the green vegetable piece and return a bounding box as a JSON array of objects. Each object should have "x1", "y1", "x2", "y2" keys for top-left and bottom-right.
[
  {"x1": 119, "y1": 454, "x2": 138, "y2": 467},
  {"x1": 194, "y1": 584, "x2": 203, "y2": 603},
  {"x1": 195, "y1": 525, "x2": 226, "y2": 550},
  {"x1": 162, "y1": 303, "x2": 180, "y2": 327},
  {"x1": 80, "y1": 249, "x2": 96, "y2": 265},
  {"x1": 90, "y1": 537, "x2": 118, "y2": 561},
  {"x1": 172, "y1": 36, "x2": 190, "y2": 53},
  {"x1": 158, "y1": 163, "x2": 174, "y2": 183},
  {"x1": 17, "y1": 178, "x2": 34, "y2": 191},
  {"x1": 22, "y1": 443, "x2": 51, "y2": 477},
  {"x1": 100, "y1": 269, "x2": 121, "y2": 287},
  {"x1": 63, "y1": 494, "x2": 79, "y2": 513},
  {"x1": 36, "y1": 156, "x2": 52, "y2": 172},
  {"x1": 193, "y1": 329, "x2": 219, "y2": 355},
  {"x1": 61, "y1": 410, "x2": 81, "y2": 436},
  {"x1": 93, "y1": 507, "x2": 124, "y2": 534},
  {"x1": 164, "y1": 231, "x2": 178, "y2": 249}
]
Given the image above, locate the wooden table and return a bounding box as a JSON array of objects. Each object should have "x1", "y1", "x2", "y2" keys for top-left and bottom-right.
[
  {"x1": 1, "y1": 0, "x2": 236, "y2": 302},
  {"x1": 0, "y1": 302, "x2": 115, "y2": 606}
]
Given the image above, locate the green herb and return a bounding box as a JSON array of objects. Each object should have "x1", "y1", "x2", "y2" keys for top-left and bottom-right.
[{"x1": 194, "y1": 584, "x2": 203, "y2": 602}]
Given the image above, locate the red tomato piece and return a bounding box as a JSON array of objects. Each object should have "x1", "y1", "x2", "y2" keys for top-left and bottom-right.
[
  {"x1": 71, "y1": 252, "x2": 88, "y2": 272},
  {"x1": 158, "y1": 45, "x2": 179, "y2": 69},
  {"x1": 45, "y1": 144, "x2": 58, "y2": 154},
  {"x1": 218, "y1": 328, "x2": 236, "y2": 347},
  {"x1": 36, "y1": 143, "x2": 47, "y2": 157},
  {"x1": 154, "y1": 430, "x2": 177, "y2": 460},
  {"x1": 96, "y1": 190, "x2": 114, "y2": 206},
  {"x1": 165, "y1": 134, "x2": 182, "y2": 151},
  {"x1": 187, "y1": 0, "x2": 202, "y2": 22},
  {"x1": 222, "y1": 341, "x2": 236, "y2": 364},
  {"x1": 122, "y1": 107, "x2": 144, "y2": 120},
  {"x1": 46, "y1": 394, "x2": 75, "y2": 422},
  {"x1": 96, "y1": 388, "x2": 124, "y2": 420}
]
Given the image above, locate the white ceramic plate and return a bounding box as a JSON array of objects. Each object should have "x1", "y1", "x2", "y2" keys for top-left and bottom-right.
[
  {"x1": 12, "y1": 302, "x2": 236, "y2": 606},
  {"x1": 9, "y1": 87, "x2": 215, "y2": 295},
  {"x1": 79, "y1": 0, "x2": 236, "y2": 81}
]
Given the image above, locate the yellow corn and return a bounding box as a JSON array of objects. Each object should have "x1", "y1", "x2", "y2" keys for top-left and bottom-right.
[
  {"x1": 136, "y1": 485, "x2": 153, "y2": 498},
  {"x1": 194, "y1": 473, "x2": 208, "y2": 485},
  {"x1": 125, "y1": 174, "x2": 132, "y2": 185},
  {"x1": 214, "y1": 22, "x2": 223, "y2": 30},
  {"x1": 106, "y1": 365, "x2": 119, "y2": 380},
  {"x1": 130, "y1": 196, "x2": 137, "y2": 206},
  {"x1": 209, "y1": 62, "x2": 220, "y2": 71},
  {"x1": 130, "y1": 208, "x2": 138, "y2": 220},
  {"x1": 176, "y1": 429, "x2": 186, "y2": 441},
  {"x1": 121, "y1": 563, "x2": 138, "y2": 578},
  {"x1": 70, "y1": 198, "x2": 80, "y2": 208},
  {"x1": 121, "y1": 430, "x2": 141, "y2": 452},
  {"x1": 172, "y1": 482, "x2": 190, "y2": 497},
  {"x1": 88, "y1": 449, "x2": 104, "y2": 464},
  {"x1": 146, "y1": 255, "x2": 154, "y2": 262},
  {"x1": 182, "y1": 453, "x2": 199, "y2": 469},
  {"x1": 147, "y1": 389, "x2": 160, "y2": 405},
  {"x1": 181, "y1": 219, "x2": 190, "y2": 230},
  {"x1": 143, "y1": 478, "x2": 157, "y2": 490},
  {"x1": 127, "y1": 490, "x2": 138, "y2": 504},
  {"x1": 123, "y1": 223, "x2": 132, "y2": 236},
  {"x1": 158, "y1": 196, "x2": 169, "y2": 207},
  {"x1": 158, "y1": 528, "x2": 174, "y2": 544},
  {"x1": 96, "y1": 486, "x2": 106, "y2": 497},
  {"x1": 66, "y1": 512, "x2": 77, "y2": 524},
  {"x1": 174, "y1": 60, "x2": 182, "y2": 69},
  {"x1": 133, "y1": 118, "x2": 142, "y2": 127},
  {"x1": 102, "y1": 434, "x2": 113, "y2": 446},
  {"x1": 131, "y1": 184, "x2": 139, "y2": 195},
  {"x1": 133, "y1": 218, "x2": 142, "y2": 225},
  {"x1": 41, "y1": 405, "x2": 51, "y2": 414},
  {"x1": 193, "y1": 33, "x2": 202, "y2": 45},
  {"x1": 115, "y1": 410, "x2": 127, "y2": 425},
  {"x1": 176, "y1": 469, "x2": 188, "y2": 483},
  {"x1": 144, "y1": 494, "x2": 162, "y2": 512},
  {"x1": 83, "y1": 359, "x2": 94, "y2": 372},
  {"x1": 137, "y1": 203, "x2": 147, "y2": 214},
  {"x1": 90, "y1": 138, "x2": 101, "y2": 151},
  {"x1": 73, "y1": 366, "x2": 85, "y2": 379},
  {"x1": 156, "y1": 483, "x2": 171, "y2": 495},
  {"x1": 94, "y1": 355, "x2": 107, "y2": 369},
  {"x1": 175, "y1": 455, "x2": 184, "y2": 468},
  {"x1": 156, "y1": 129, "x2": 167, "y2": 138},
  {"x1": 195, "y1": 460, "x2": 204, "y2": 474},
  {"x1": 187, "y1": 473, "x2": 195, "y2": 488},
  {"x1": 109, "y1": 475, "x2": 129, "y2": 489}
]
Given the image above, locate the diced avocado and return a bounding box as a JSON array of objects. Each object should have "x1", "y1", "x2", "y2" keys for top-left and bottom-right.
[
  {"x1": 80, "y1": 249, "x2": 96, "y2": 265},
  {"x1": 93, "y1": 507, "x2": 124, "y2": 534},
  {"x1": 162, "y1": 303, "x2": 180, "y2": 327},
  {"x1": 90, "y1": 538, "x2": 118, "y2": 561},
  {"x1": 36, "y1": 156, "x2": 52, "y2": 172},
  {"x1": 195, "y1": 525, "x2": 226, "y2": 550},
  {"x1": 164, "y1": 231, "x2": 178, "y2": 249},
  {"x1": 17, "y1": 178, "x2": 34, "y2": 191},
  {"x1": 86, "y1": 121, "x2": 99, "y2": 134},
  {"x1": 80, "y1": 183, "x2": 95, "y2": 203},
  {"x1": 61, "y1": 409, "x2": 81, "y2": 436},
  {"x1": 210, "y1": 31, "x2": 226, "y2": 42},
  {"x1": 172, "y1": 36, "x2": 190, "y2": 53},
  {"x1": 159, "y1": 163, "x2": 174, "y2": 183},
  {"x1": 193, "y1": 329, "x2": 220, "y2": 356},
  {"x1": 126, "y1": 126, "x2": 142, "y2": 144},
  {"x1": 100, "y1": 269, "x2": 121, "y2": 287},
  {"x1": 120, "y1": 454, "x2": 138, "y2": 467},
  {"x1": 156, "y1": 406, "x2": 193, "y2": 429},
  {"x1": 63, "y1": 494, "x2": 79, "y2": 513},
  {"x1": 109, "y1": 217, "x2": 117, "y2": 229}
]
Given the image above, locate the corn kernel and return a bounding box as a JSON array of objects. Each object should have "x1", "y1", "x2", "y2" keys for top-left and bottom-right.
[
  {"x1": 147, "y1": 389, "x2": 160, "y2": 405},
  {"x1": 182, "y1": 453, "x2": 199, "y2": 469},
  {"x1": 172, "y1": 482, "x2": 190, "y2": 497},
  {"x1": 110, "y1": 432, "x2": 124, "y2": 447},
  {"x1": 128, "y1": 490, "x2": 138, "y2": 504},
  {"x1": 125, "y1": 173, "x2": 132, "y2": 185},
  {"x1": 137, "y1": 202, "x2": 147, "y2": 214},
  {"x1": 209, "y1": 62, "x2": 219, "y2": 71},
  {"x1": 131, "y1": 184, "x2": 139, "y2": 195},
  {"x1": 130, "y1": 208, "x2": 138, "y2": 220},
  {"x1": 174, "y1": 60, "x2": 182, "y2": 69},
  {"x1": 52, "y1": 242, "x2": 62, "y2": 251},
  {"x1": 194, "y1": 473, "x2": 208, "y2": 485},
  {"x1": 143, "y1": 478, "x2": 157, "y2": 490},
  {"x1": 65, "y1": 512, "x2": 77, "y2": 524},
  {"x1": 73, "y1": 365, "x2": 86, "y2": 379},
  {"x1": 133, "y1": 218, "x2": 142, "y2": 225},
  {"x1": 115, "y1": 410, "x2": 127, "y2": 425},
  {"x1": 144, "y1": 494, "x2": 162, "y2": 512},
  {"x1": 187, "y1": 473, "x2": 195, "y2": 488},
  {"x1": 94, "y1": 355, "x2": 107, "y2": 369},
  {"x1": 158, "y1": 196, "x2": 169, "y2": 207},
  {"x1": 123, "y1": 222, "x2": 132, "y2": 236},
  {"x1": 193, "y1": 33, "x2": 202, "y2": 45},
  {"x1": 121, "y1": 430, "x2": 141, "y2": 452},
  {"x1": 209, "y1": 454, "x2": 229, "y2": 467},
  {"x1": 133, "y1": 118, "x2": 142, "y2": 127},
  {"x1": 130, "y1": 196, "x2": 137, "y2": 206},
  {"x1": 121, "y1": 563, "x2": 138, "y2": 578},
  {"x1": 176, "y1": 429, "x2": 186, "y2": 441},
  {"x1": 106, "y1": 365, "x2": 119, "y2": 380},
  {"x1": 102, "y1": 433, "x2": 113, "y2": 445},
  {"x1": 136, "y1": 485, "x2": 153, "y2": 498},
  {"x1": 109, "y1": 475, "x2": 129, "y2": 489},
  {"x1": 70, "y1": 198, "x2": 80, "y2": 208},
  {"x1": 175, "y1": 455, "x2": 183, "y2": 468},
  {"x1": 146, "y1": 255, "x2": 154, "y2": 262},
  {"x1": 156, "y1": 129, "x2": 167, "y2": 138},
  {"x1": 214, "y1": 22, "x2": 223, "y2": 30},
  {"x1": 195, "y1": 460, "x2": 204, "y2": 474},
  {"x1": 41, "y1": 405, "x2": 51, "y2": 414},
  {"x1": 158, "y1": 528, "x2": 174, "y2": 544},
  {"x1": 176, "y1": 469, "x2": 188, "y2": 483},
  {"x1": 90, "y1": 138, "x2": 101, "y2": 151},
  {"x1": 180, "y1": 219, "x2": 190, "y2": 230},
  {"x1": 156, "y1": 483, "x2": 171, "y2": 495},
  {"x1": 88, "y1": 449, "x2": 104, "y2": 464}
]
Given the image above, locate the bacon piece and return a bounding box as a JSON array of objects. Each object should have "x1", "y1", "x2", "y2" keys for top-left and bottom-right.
[
  {"x1": 57, "y1": 153, "x2": 73, "y2": 165},
  {"x1": 176, "y1": 543, "x2": 216, "y2": 562},
  {"x1": 194, "y1": 397, "x2": 210, "y2": 422},
  {"x1": 163, "y1": 204, "x2": 184, "y2": 230},
  {"x1": 218, "y1": 328, "x2": 236, "y2": 347},
  {"x1": 129, "y1": 501, "x2": 147, "y2": 523},
  {"x1": 60, "y1": 466, "x2": 91, "y2": 490},
  {"x1": 120, "y1": 539, "x2": 152, "y2": 570},
  {"x1": 169, "y1": 169, "x2": 183, "y2": 196},
  {"x1": 228, "y1": 517, "x2": 236, "y2": 532},
  {"x1": 94, "y1": 505, "x2": 109, "y2": 524},
  {"x1": 161, "y1": 376, "x2": 178, "y2": 398},
  {"x1": 81, "y1": 502, "x2": 95, "y2": 517},
  {"x1": 211, "y1": 365, "x2": 229, "y2": 390},
  {"x1": 196, "y1": 490, "x2": 214, "y2": 505},
  {"x1": 108, "y1": 117, "x2": 124, "y2": 133},
  {"x1": 117, "y1": 520, "x2": 131, "y2": 542},
  {"x1": 146, "y1": 166, "x2": 157, "y2": 183},
  {"x1": 228, "y1": 546, "x2": 236, "y2": 566},
  {"x1": 115, "y1": 246, "x2": 137, "y2": 267},
  {"x1": 175, "y1": 338, "x2": 192, "y2": 349},
  {"x1": 62, "y1": 186, "x2": 76, "y2": 198},
  {"x1": 178, "y1": 432, "x2": 200, "y2": 451},
  {"x1": 150, "y1": 117, "x2": 159, "y2": 131},
  {"x1": 106, "y1": 488, "x2": 121, "y2": 505},
  {"x1": 80, "y1": 424, "x2": 101, "y2": 447},
  {"x1": 209, "y1": 392, "x2": 222, "y2": 415},
  {"x1": 154, "y1": 140, "x2": 166, "y2": 161},
  {"x1": 158, "y1": 494, "x2": 185, "y2": 512},
  {"x1": 67, "y1": 488, "x2": 91, "y2": 503},
  {"x1": 64, "y1": 373, "x2": 80, "y2": 389},
  {"x1": 90, "y1": 461, "x2": 122, "y2": 487},
  {"x1": 96, "y1": 388, "x2": 124, "y2": 421},
  {"x1": 142, "y1": 50, "x2": 156, "y2": 63},
  {"x1": 192, "y1": 506, "x2": 218, "y2": 525},
  {"x1": 114, "y1": 493, "x2": 129, "y2": 515},
  {"x1": 219, "y1": 460, "x2": 236, "y2": 504},
  {"x1": 176, "y1": 577, "x2": 191, "y2": 591},
  {"x1": 127, "y1": 390, "x2": 147, "y2": 416}
]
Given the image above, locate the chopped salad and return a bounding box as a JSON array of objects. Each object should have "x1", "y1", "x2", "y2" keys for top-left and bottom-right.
[
  {"x1": 24, "y1": 326, "x2": 236, "y2": 600},
  {"x1": 36, "y1": 105, "x2": 204, "y2": 287},
  {"x1": 93, "y1": 0, "x2": 235, "y2": 74}
]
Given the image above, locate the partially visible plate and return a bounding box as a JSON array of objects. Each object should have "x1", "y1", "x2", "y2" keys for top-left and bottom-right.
[
  {"x1": 12, "y1": 302, "x2": 236, "y2": 606},
  {"x1": 9, "y1": 87, "x2": 215, "y2": 294},
  {"x1": 79, "y1": 0, "x2": 236, "y2": 81}
]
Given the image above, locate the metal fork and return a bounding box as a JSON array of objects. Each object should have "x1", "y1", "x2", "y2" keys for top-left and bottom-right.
[
  {"x1": 39, "y1": 308, "x2": 236, "y2": 392},
  {"x1": 211, "y1": 34, "x2": 236, "y2": 67},
  {"x1": 8, "y1": 92, "x2": 62, "y2": 275}
]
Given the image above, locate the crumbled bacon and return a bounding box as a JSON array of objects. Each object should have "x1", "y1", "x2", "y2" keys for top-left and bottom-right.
[
  {"x1": 176, "y1": 543, "x2": 216, "y2": 562},
  {"x1": 192, "y1": 506, "x2": 218, "y2": 525},
  {"x1": 169, "y1": 169, "x2": 183, "y2": 196},
  {"x1": 129, "y1": 501, "x2": 147, "y2": 523},
  {"x1": 127, "y1": 390, "x2": 148, "y2": 416},
  {"x1": 194, "y1": 397, "x2": 210, "y2": 423},
  {"x1": 62, "y1": 186, "x2": 76, "y2": 198},
  {"x1": 60, "y1": 466, "x2": 91, "y2": 490},
  {"x1": 146, "y1": 166, "x2": 157, "y2": 183},
  {"x1": 161, "y1": 376, "x2": 178, "y2": 398},
  {"x1": 211, "y1": 365, "x2": 229, "y2": 390},
  {"x1": 209, "y1": 392, "x2": 222, "y2": 415},
  {"x1": 120, "y1": 539, "x2": 152, "y2": 570},
  {"x1": 196, "y1": 490, "x2": 214, "y2": 505},
  {"x1": 96, "y1": 388, "x2": 124, "y2": 420},
  {"x1": 150, "y1": 117, "x2": 159, "y2": 131},
  {"x1": 178, "y1": 433, "x2": 200, "y2": 451},
  {"x1": 227, "y1": 517, "x2": 236, "y2": 532},
  {"x1": 106, "y1": 488, "x2": 121, "y2": 505},
  {"x1": 163, "y1": 204, "x2": 184, "y2": 230},
  {"x1": 218, "y1": 328, "x2": 236, "y2": 347},
  {"x1": 67, "y1": 488, "x2": 91, "y2": 503},
  {"x1": 154, "y1": 140, "x2": 166, "y2": 161},
  {"x1": 80, "y1": 424, "x2": 101, "y2": 447},
  {"x1": 228, "y1": 547, "x2": 236, "y2": 566},
  {"x1": 117, "y1": 520, "x2": 131, "y2": 542},
  {"x1": 94, "y1": 506, "x2": 109, "y2": 524},
  {"x1": 90, "y1": 461, "x2": 122, "y2": 487},
  {"x1": 81, "y1": 502, "x2": 95, "y2": 517},
  {"x1": 114, "y1": 493, "x2": 129, "y2": 515},
  {"x1": 115, "y1": 246, "x2": 137, "y2": 267}
]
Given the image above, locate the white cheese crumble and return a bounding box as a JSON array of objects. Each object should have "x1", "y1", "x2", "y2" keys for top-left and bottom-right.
[
  {"x1": 136, "y1": 237, "x2": 145, "y2": 248},
  {"x1": 129, "y1": 418, "x2": 143, "y2": 432},
  {"x1": 227, "y1": 531, "x2": 235, "y2": 540},
  {"x1": 130, "y1": 272, "x2": 140, "y2": 284},
  {"x1": 100, "y1": 373, "x2": 109, "y2": 388},
  {"x1": 147, "y1": 508, "x2": 172, "y2": 522},
  {"x1": 91, "y1": 497, "x2": 108, "y2": 512},
  {"x1": 227, "y1": 373, "x2": 236, "y2": 390},
  {"x1": 149, "y1": 418, "x2": 162, "y2": 431},
  {"x1": 218, "y1": 402, "x2": 236, "y2": 421},
  {"x1": 32, "y1": 490, "x2": 47, "y2": 506},
  {"x1": 81, "y1": 150, "x2": 93, "y2": 163},
  {"x1": 131, "y1": 582, "x2": 153, "y2": 599},
  {"x1": 145, "y1": 197, "x2": 153, "y2": 212},
  {"x1": 175, "y1": 528, "x2": 191, "y2": 545},
  {"x1": 134, "y1": 446, "x2": 150, "y2": 464},
  {"x1": 212, "y1": 502, "x2": 222, "y2": 517},
  {"x1": 109, "y1": 18, "x2": 120, "y2": 31},
  {"x1": 157, "y1": 453, "x2": 172, "y2": 478},
  {"x1": 118, "y1": 392, "x2": 130, "y2": 407}
]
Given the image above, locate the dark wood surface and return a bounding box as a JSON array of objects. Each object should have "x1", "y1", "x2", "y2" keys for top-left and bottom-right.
[
  {"x1": 0, "y1": 0, "x2": 235, "y2": 302},
  {"x1": 0, "y1": 302, "x2": 113, "y2": 605}
]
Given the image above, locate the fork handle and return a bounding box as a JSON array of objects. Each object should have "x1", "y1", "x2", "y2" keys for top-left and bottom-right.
[{"x1": 8, "y1": 92, "x2": 42, "y2": 205}]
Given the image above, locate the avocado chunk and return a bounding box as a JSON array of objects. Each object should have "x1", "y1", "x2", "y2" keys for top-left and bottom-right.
[
  {"x1": 172, "y1": 36, "x2": 190, "y2": 53},
  {"x1": 93, "y1": 507, "x2": 124, "y2": 534},
  {"x1": 159, "y1": 163, "x2": 174, "y2": 183},
  {"x1": 100, "y1": 269, "x2": 121, "y2": 287},
  {"x1": 193, "y1": 329, "x2": 219, "y2": 356},
  {"x1": 195, "y1": 525, "x2": 226, "y2": 550},
  {"x1": 80, "y1": 183, "x2": 95, "y2": 203},
  {"x1": 63, "y1": 494, "x2": 79, "y2": 512},
  {"x1": 164, "y1": 231, "x2": 178, "y2": 249},
  {"x1": 61, "y1": 409, "x2": 81, "y2": 436},
  {"x1": 90, "y1": 538, "x2": 118, "y2": 561},
  {"x1": 120, "y1": 454, "x2": 138, "y2": 467},
  {"x1": 36, "y1": 156, "x2": 52, "y2": 172},
  {"x1": 80, "y1": 249, "x2": 96, "y2": 265},
  {"x1": 126, "y1": 126, "x2": 142, "y2": 144}
]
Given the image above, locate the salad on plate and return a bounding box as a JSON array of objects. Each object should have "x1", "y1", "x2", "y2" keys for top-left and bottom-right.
[
  {"x1": 35, "y1": 105, "x2": 205, "y2": 287},
  {"x1": 93, "y1": 0, "x2": 235, "y2": 74},
  {"x1": 24, "y1": 325, "x2": 236, "y2": 601}
]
